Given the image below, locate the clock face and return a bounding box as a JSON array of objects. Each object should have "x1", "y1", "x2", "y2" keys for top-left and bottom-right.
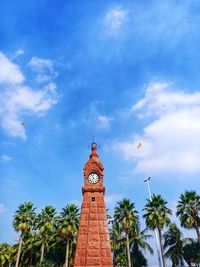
[{"x1": 88, "y1": 173, "x2": 99, "y2": 184}]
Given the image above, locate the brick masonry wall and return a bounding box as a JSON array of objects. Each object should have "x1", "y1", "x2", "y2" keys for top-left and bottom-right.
[{"x1": 74, "y1": 193, "x2": 113, "y2": 267}]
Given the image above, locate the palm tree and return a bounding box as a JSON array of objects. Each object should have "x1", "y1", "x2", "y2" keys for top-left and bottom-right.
[
  {"x1": 9, "y1": 243, "x2": 19, "y2": 267},
  {"x1": 36, "y1": 205, "x2": 56, "y2": 263},
  {"x1": 68, "y1": 239, "x2": 77, "y2": 267},
  {"x1": 176, "y1": 190, "x2": 200, "y2": 244},
  {"x1": 130, "y1": 226, "x2": 153, "y2": 267},
  {"x1": 164, "y1": 223, "x2": 185, "y2": 267},
  {"x1": 56, "y1": 204, "x2": 79, "y2": 267},
  {"x1": 182, "y1": 239, "x2": 200, "y2": 266},
  {"x1": 0, "y1": 243, "x2": 11, "y2": 267},
  {"x1": 114, "y1": 251, "x2": 127, "y2": 267},
  {"x1": 13, "y1": 201, "x2": 36, "y2": 267},
  {"x1": 143, "y1": 194, "x2": 172, "y2": 267},
  {"x1": 131, "y1": 250, "x2": 147, "y2": 267},
  {"x1": 114, "y1": 198, "x2": 138, "y2": 267},
  {"x1": 46, "y1": 237, "x2": 66, "y2": 267},
  {"x1": 20, "y1": 232, "x2": 41, "y2": 267},
  {"x1": 110, "y1": 221, "x2": 126, "y2": 266}
]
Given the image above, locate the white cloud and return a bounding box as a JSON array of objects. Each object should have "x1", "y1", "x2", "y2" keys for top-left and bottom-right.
[
  {"x1": 28, "y1": 57, "x2": 57, "y2": 83},
  {"x1": 0, "y1": 52, "x2": 24, "y2": 84},
  {"x1": 116, "y1": 82, "x2": 200, "y2": 175},
  {"x1": 128, "y1": 2, "x2": 197, "y2": 46},
  {"x1": 101, "y1": 3, "x2": 197, "y2": 47},
  {"x1": 0, "y1": 84, "x2": 58, "y2": 139},
  {"x1": 16, "y1": 49, "x2": 24, "y2": 56},
  {"x1": 82, "y1": 102, "x2": 112, "y2": 131},
  {"x1": 97, "y1": 115, "x2": 112, "y2": 129},
  {"x1": 103, "y1": 8, "x2": 127, "y2": 34},
  {"x1": 28, "y1": 57, "x2": 53, "y2": 72},
  {"x1": 12, "y1": 49, "x2": 24, "y2": 59},
  {"x1": 1, "y1": 154, "x2": 12, "y2": 162},
  {"x1": 36, "y1": 74, "x2": 52, "y2": 83},
  {"x1": 0, "y1": 203, "x2": 6, "y2": 214},
  {"x1": 0, "y1": 52, "x2": 58, "y2": 139},
  {"x1": 132, "y1": 82, "x2": 200, "y2": 117}
]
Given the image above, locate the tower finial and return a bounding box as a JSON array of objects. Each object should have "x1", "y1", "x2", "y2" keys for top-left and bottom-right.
[
  {"x1": 90, "y1": 139, "x2": 99, "y2": 159},
  {"x1": 91, "y1": 136, "x2": 97, "y2": 150}
]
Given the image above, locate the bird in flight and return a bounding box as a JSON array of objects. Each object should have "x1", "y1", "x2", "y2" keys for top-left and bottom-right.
[
  {"x1": 20, "y1": 122, "x2": 26, "y2": 128},
  {"x1": 137, "y1": 142, "x2": 142, "y2": 149}
]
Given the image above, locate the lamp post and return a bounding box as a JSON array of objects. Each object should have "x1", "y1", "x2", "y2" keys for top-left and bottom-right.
[{"x1": 144, "y1": 177, "x2": 163, "y2": 267}]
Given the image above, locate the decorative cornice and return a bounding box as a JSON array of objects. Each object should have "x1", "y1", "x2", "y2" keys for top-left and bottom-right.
[{"x1": 82, "y1": 187, "x2": 105, "y2": 195}]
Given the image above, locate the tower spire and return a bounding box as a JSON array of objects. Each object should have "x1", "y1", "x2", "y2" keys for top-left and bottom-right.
[{"x1": 90, "y1": 142, "x2": 98, "y2": 158}]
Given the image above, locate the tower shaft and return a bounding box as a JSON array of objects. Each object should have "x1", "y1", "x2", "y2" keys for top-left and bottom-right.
[{"x1": 74, "y1": 144, "x2": 113, "y2": 267}]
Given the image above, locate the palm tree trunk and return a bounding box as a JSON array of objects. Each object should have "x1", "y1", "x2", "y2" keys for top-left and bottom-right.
[
  {"x1": 157, "y1": 228, "x2": 166, "y2": 267},
  {"x1": 194, "y1": 222, "x2": 200, "y2": 245},
  {"x1": 126, "y1": 232, "x2": 131, "y2": 267},
  {"x1": 65, "y1": 238, "x2": 70, "y2": 267},
  {"x1": 15, "y1": 236, "x2": 23, "y2": 267},
  {"x1": 40, "y1": 241, "x2": 45, "y2": 263}
]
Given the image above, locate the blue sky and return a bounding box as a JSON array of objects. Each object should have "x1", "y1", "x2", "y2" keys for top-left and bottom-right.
[{"x1": 1, "y1": 1, "x2": 200, "y2": 265}]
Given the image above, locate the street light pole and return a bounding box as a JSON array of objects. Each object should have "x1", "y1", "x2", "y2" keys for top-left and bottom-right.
[{"x1": 144, "y1": 177, "x2": 163, "y2": 267}]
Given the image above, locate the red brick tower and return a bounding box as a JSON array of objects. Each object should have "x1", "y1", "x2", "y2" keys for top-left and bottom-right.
[{"x1": 74, "y1": 143, "x2": 113, "y2": 267}]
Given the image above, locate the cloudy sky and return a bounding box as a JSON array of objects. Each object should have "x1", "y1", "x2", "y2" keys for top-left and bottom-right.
[{"x1": 1, "y1": 1, "x2": 200, "y2": 265}]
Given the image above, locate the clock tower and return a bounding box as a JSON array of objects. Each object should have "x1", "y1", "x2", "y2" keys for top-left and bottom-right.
[{"x1": 74, "y1": 143, "x2": 113, "y2": 267}]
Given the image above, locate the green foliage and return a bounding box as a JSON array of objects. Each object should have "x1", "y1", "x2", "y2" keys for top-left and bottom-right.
[
  {"x1": 143, "y1": 194, "x2": 172, "y2": 267},
  {"x1": 13, "y1": 201, "x2": 36, "y2": 235},
  {"x1": 19, "y1": 232, "x2": 41, "y2": 266},
  {"x1": 164, "y1": 223, "x2": 185, "y2": 267},
  {"x1": 13, "y1": 202, "x2": 36, "y2": 267},
  {"x1": 110, "y1": 221, "x2": 127, "y2": 266},
  {"x1": 36, "y1": 259, "x2": 57, "y2": 267},
  {"x1": 114, "y1": 251, "x2": 127, "y2": 266},
  {"x1": 1, "y1": 193, "x2": 200, "y2": 267},
  {"x1": 56, "y1": 204, "x2": 79, "y2": 241},
  {"x1": 114, "y1": 198, "x2": 138, "y2": 234},
  {"x1": 9, "y1": 243, "x2": 18, "y2": 266},
  {"x1": 143, "y1": 194, "x2": 172, "y2": 231},
  {"x1": 56, "y1": 204, "x2": 79, "y2": 267},
  {"x1": 176, "y1": 190, "x2": 200, "y2": 228},
  {"x1": 130, "y1": 227, "x2": 153, "y2": 256},
  {"x1": 176, "y1": 190, "x2": 200, "y2": 244},
  {"x1": 0, "y1": 243, "x2": 11, "y2": 267},
  {"x1": 35, "y1": 205, "x2": 57, "y2": 262},
  {"x1": 114, "y1": 199, "x2": 152, "y2": 267},
  {"x1": 131, "y1": 249, "x2": 147, "y2": 267},
  {"x1": 182, "y1": 240, "x2": 200, "y2": 266},
  {"x1": 110, "y1": 219, "x2": 153, "y2": 267},
  {"x1": 36, "y1": 205, "x2": 56, "y2": 235}
]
